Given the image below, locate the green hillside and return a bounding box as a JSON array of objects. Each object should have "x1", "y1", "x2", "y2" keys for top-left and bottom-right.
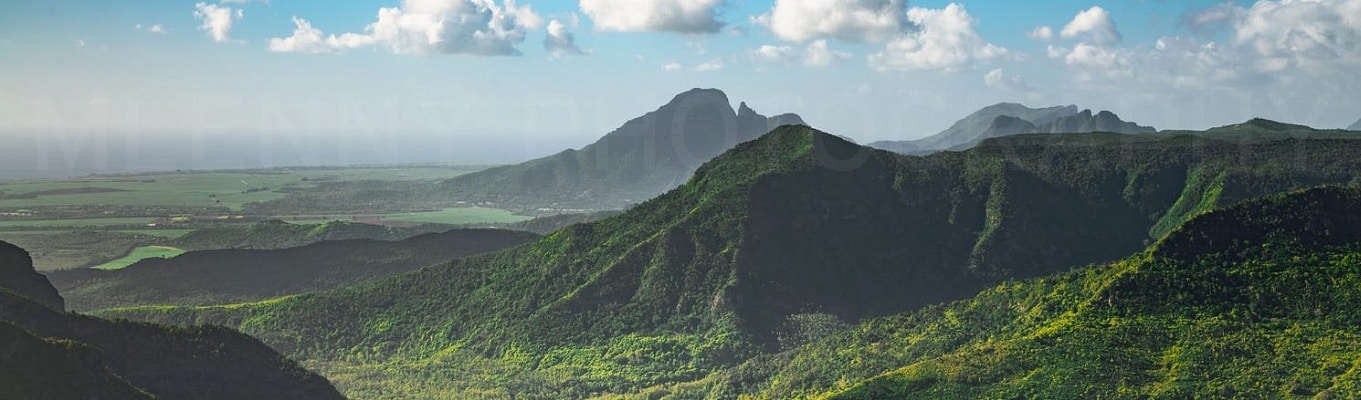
[
  {"x1": 0, "y1": 240, "x2": 342, "y2": 399},
  {"x1": 667, "y1": 186, "x2": 1361, "y2": 399},
  {"x1": 108, "y1": 126, "x2": 1361, "y2": 398},
  {"x1": 52, "y1": 228, "x2": 539, "y2": 311}
]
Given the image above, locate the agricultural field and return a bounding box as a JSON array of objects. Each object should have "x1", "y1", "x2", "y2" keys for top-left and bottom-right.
[
  {"x1": 0, "y1": 164, "x2": 536, "y2": 270},
  {"x1": 93, "y1": 246, "x2": 186, "y2": 270}
]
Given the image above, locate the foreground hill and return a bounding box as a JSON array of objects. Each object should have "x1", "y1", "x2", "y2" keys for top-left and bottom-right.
[
  {"x1": 869, "y1": 103, "x2": 1153, "y2": 154},
  {"x1": 669, "y1": 186, "x2": 1361, "y2": 399},
  {"x1": 0, "y1": 241, "x2": 342, "y2": 399},
  {"x1": 51, "y1": 228, "x2": 538, "y2": 311},
  {"x1": 437, "y1": 88, "x2": 805, "y2": 210},
  {"x1": 110, "y1": 126, "x2": 1361, "y2": 398}
]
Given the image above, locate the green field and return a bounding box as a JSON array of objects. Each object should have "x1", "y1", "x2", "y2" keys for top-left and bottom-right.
[
  {"x1": 0, "y1": 217, "x2": 155, "y2": 229},
  {"x1": 282, "y1": 207, "x2": 531, "y2": 226},
  {"x1": 0, "y1": 166, "x2": 474, "y2": 210},
  {"x1": 379, "y1": 207, "x2": 532, "y2": 225},
  {"x1": 92, "y1": 246, "x2": 186, "y2": 270}
]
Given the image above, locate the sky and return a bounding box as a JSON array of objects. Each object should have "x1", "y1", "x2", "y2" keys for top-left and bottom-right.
[{"x1": 2, "y1": 0, "x2": 1361, "y2": 173}]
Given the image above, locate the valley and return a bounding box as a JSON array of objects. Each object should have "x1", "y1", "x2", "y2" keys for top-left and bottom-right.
[{"x1": 7, "y1": 0, "x2": 1361, "y2": 396}]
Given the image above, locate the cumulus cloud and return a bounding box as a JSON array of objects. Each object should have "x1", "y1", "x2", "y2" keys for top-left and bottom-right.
[
  {"x1": 1234, "y1": 0, "x2": 1361, "y2": 72},
  {"x1": 194, "y1": 2, "x2": 242, "y2": 43},
  {"x1": 662, "y1": 62, "x2": 683, "y2": 71},
  {"x1": 580, "y1": 0, "x2": 725, "y2": 33},
  {"x1": 693, "y1": 58, "x2": 724, "y2": 71},
  {"x1": 983, "y1": 68, "x2": 1033, "y2": 92},
  {"x1": 751, "y1": 40, "x2": 849, "y2": 67},
  {"x1": 136, "y1": 24, "x2": 169, "y2": 34},
  {"x1": 1061, "y1": 6, "x2": 1121, "y2": 45},
  {"x1": 268, "y1": 0, "x2": 542, "y2": 56},
  {"x1": 1181, "y1": 2, "x2": 1244, "y2": 32},
  {"x1": 754, "y1": 0, "x2": 907, "y2": 43},
  {"x1": 544, "y1": 19, "x2": 585, "y2": 57},
  {"x1": 268, "y1": 18, "x2": 339, "y2": 54},
  {"x1": 1028, "y1": 25, "x2": 1054, "y2": 41},
  {"x1": 868, "y1": 3, "x2": 1007, "y2": 72}
]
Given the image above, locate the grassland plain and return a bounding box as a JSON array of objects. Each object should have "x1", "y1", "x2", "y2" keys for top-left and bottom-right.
[
  {"x1": 108, "y1": 126, "x2": 1361, "y2": 399},
  {"x1": 0, "y1": 166, "x2": 477, "y2": 210},
  {"x1": 0, "y1": 165, "x2": 539, "y2": 270}
]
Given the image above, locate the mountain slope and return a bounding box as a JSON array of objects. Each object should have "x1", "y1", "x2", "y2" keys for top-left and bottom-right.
[
  {"x1": 437, "y1": 88, "x2": 805, "y2": 210},
  {"x1": 678, "y1": 186, "x2": 1361, "y2": 399},
  {"x1": 1350, "y1": 118, "x2": 1361, "y2": 131},
  {"x1": 110, "y1": 126, "x2": 1361, "y2": 398},
  {"x1": 50, "y1": 228, "x2": 539, "y2": 311},
  {"x1": 0, "y1": 241, "x2": 63, "y2": 309},
  {"x1": 869, "y1": 103, "x2": 1156, "y2": 155},
  {"x1": 0, "y1": 241, "x2": 343, "y2": 399}
]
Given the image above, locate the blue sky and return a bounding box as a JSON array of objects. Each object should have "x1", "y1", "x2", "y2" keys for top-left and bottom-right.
[{"x1": 2, "y1": 0, "x2": 1359, "y2": 166}]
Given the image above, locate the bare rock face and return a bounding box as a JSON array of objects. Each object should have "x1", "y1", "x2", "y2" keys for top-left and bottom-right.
[{"x1": 0, "y1": 241, "x2": 64, "y2": 311}]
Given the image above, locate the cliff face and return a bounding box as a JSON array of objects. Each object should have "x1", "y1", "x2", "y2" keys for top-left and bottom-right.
[{"x1": 0, "y1": 241, "x2": 64, "y2": 310}]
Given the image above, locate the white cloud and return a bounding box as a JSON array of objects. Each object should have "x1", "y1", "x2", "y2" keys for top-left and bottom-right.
[
  {"x1": 662, "y1": 62, "x2": 683, "y2": 71},
  {"x1": 1060, "y1": 6, "x2": 1121, "y2": 45},
  {"x1": 1234, "y1": 0, "x2": 1361, "y2": 73},
  {"x1": 755, "y1": 0, "x2": 907, "y2": 43},
  {"x1": 751, "y1": 40, "x2": 848, "y2": 67},
  {"x1": 268, "y1": 18, "x2": 339, "y2": 54},
  {"x1": 135, "y1": 24, "x2": 169, "y2": 34},
  {"x1": 220, "y1": 0, "x2": 270, "y2": 3},
  {"x1": 194, "y1": 2, "x2": 241, "y2": 43},
  {"x1": 867, "y1": 3, "x2": 1007, "y2": 72},
  {"x1": 268, "y1": 0, "x2": 543, "y2": 56},
  {"x1": 983, "y1": 68, "x2": 1033, "y2": 92},
  {"x1": 580, "y1": 0, "x2": 725, "y2": 33},
  {"x1": 544, "y1": 19, "x2": 585, "y2": 58},
  {"x1": 802, "y1": 40, "x2": 850, "y2": 66},
  {"x1": 75, "y1": 39, "x2": 86, "y2": 47},
  {"x1": 1028, "y1": 25, "x2": 1053, "y2": 41},
  {"x1": 1063, "y1": 42, "x2": 1120, "y2": 70},
  {"x1": 693, "y1": 58, "x2": 724, "y2": 71},
  {"x1": 1181, "y1": 2, "x2": 1244, "y2": 32}
]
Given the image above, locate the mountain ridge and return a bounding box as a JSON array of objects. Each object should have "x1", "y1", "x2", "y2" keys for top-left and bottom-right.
[
  {"x1": 436, "y1": 88, "x2": 806, "y2": 211},
  {"x1": 108, "y1": 125, "x2": 1361, "y2": 398},
  {"x1": 870, "y1": 102, "x2": 1155, "y2": 154},
  {"x1": 684, "y1": 186, "x2": 1361, "y2": 399}
]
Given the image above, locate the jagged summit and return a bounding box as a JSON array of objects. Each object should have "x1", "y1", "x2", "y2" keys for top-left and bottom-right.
[
  {"x1": 869, "y1": 102, "x2": 1153, "y2": 155},
  {"x1": 440, "y1": 88, "x2": 807, "y2": 210}
]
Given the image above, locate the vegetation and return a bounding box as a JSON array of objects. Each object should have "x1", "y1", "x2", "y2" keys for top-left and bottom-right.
[
  {"x1": 657, "y1": 186, "x2": 1361, "y2": 399},
  {"x1": 92, "y1": 245, "x2": 185, "y2": 270},
  {"x1": 169, "y1": 219, "x2": 454, "y2": 251},
  {"x1": 107, "y1": 126, "x2": 1361, "y2": 398},
  {"x1": 52, "y1": 229, "x2": 539, "y2": 311},
  {"x1": 0, "y1": 240, "x2": 343, "y2": 399}
]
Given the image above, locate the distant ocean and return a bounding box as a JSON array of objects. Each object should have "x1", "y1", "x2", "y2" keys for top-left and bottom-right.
[{"x1": 0, "y1": 131, "x2": 583, "y2": 179}]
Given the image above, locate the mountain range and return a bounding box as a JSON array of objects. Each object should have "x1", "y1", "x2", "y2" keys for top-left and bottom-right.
[
  {"x1": 1350, "y1": 118, "x2": 1360, "y2": 131},
  {"x1": 108, "y1": 123, "x2": 1361, "y2": 398},
  {"x1": 0, "y1": 240, "x2": 342, "y2": 399},
  {"x1": 435, "y1": 88, "x2": 805, "y2": 211},
  {"x1": 870, "y1": 102, "x2": 1155, "y2": 155}
]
